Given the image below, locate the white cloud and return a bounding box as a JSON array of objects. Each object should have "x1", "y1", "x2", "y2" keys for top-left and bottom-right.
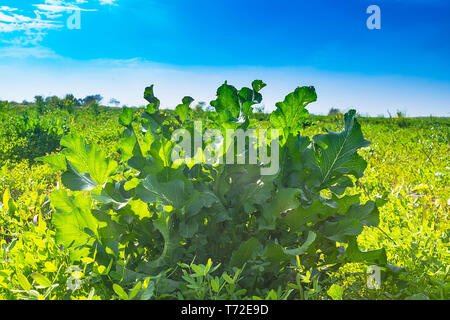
[
  {"x1": 34, "y1": 4, "x2": 96, "y2": 12},
  {"x1": 0, "y1": 6, "x2": 17, "y2": 12},
  {"x1": 0, "y1": 1, "x2": 114, "y2": 45},
  {"x1": 98, "y1": 0, "x2": 118, "y2": 5},
  {"x1": 0, "y1": 7, "x2": 61, "y2": 36},
  {"x1": 0, "y1": 46, "x2": 60, "y2": 59}
]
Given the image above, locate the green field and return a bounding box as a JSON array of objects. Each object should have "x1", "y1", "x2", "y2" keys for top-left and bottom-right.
[{"x1": 0, "y1": 83, "x2": 448, "y2": 300}]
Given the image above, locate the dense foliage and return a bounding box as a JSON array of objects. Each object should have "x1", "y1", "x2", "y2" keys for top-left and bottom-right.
[
  {"x1": 0, "y1": 109, "x2": 68, "y2": 164},
  {"x1": 0, "y1": 83, "x2": 448, "y2": 300}
]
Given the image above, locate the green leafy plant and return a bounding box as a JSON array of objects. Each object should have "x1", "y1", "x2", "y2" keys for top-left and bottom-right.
[{"x1": 39, "y1": 81, "x2": 390, "y2": 298}]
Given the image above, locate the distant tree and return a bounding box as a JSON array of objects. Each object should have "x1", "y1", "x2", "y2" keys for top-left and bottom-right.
[
  {"x1": 45, "y1": 96, "x2": 62, "y2": 109},
  {"x1": 109, "y1": 98, "x2": 120, "y2": 107},
  {"x1": 328, "y1": 108, "x2": 342, "y2": 117},
  {"x1": 62, "y1": 94, "x2": 80, "y2": 113},
  {"x1": 34, "y1": 95, "x2": 44, "y2": 105},
  {"x1": 89, "y1": 101, "x2": 101, "y2": 116},
  {"x1": 82, "y1": 94, "x2": 103, "y2": 106},
  {"x1": 66, "y1": 94, "x2": 81, "y2": 106},
  {"x1": 396, "y1": 110, "x2": 406, "y2": 118},
  {"x1": 254, "y1": 104, "x2": 265, "y2": 113},
  {"x1": 195, "y1": 101, "x2": 206, "y2": 110},
  {"x1": 0, "y1": 100, "x2": 8, "y2": 111},
  {"x1": 34, "y1": 95, "x2": 46, "y2": 113}
]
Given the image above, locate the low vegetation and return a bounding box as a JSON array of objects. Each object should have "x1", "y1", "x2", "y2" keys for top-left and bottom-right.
[{"x1": 0, "y1": 83, "x2": 448, "y2": 300}]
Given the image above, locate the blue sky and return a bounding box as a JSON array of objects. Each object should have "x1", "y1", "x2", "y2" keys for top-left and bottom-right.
[{"x1": 0, "y1": 0, "x2": 449, "y2": 116}]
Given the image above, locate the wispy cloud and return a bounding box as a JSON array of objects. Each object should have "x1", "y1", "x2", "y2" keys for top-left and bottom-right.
[
  {"x1": 0, "y1": 6, "x2": 62, "y2": 45},
  {"x1": 0, "y1": 6, "x2": 18, "y2": 12},
  {"x1": 0, "y1": 45, "x2": 60, "y2": 59},
  {"x1": 98, "y1": 0, "x2": 118, "y2": 5},
  {"x1": 0, "y1": 8, "x2": 61, "y2": 32},
  {"x1": 0, "y1": 1, "x2": 116, "y2": 46}
]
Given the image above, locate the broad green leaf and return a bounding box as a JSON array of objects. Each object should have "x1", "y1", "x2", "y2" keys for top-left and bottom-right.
[
  {"x1": 332, "y1": 193, "x2": 361, "y2": 215},
  {"x1": 210, "y1": 82, "x2": 240, "y2": 118},
  {"x1": 265, "y1": 243, "x2": 290, "y2": 269},
  {"x1": 329, "y1": 176, "x2": 354, "y2": 195},
  {"x1": 44, "y1": 261, "x2": 58, "y2": 272},
  {"x1": 113, "y1": 284, "x2": 129, "y2": 300},
  {"x1": 119, "y1": 107, "x2": 134, "y2": 127},
  {"x1": 327, "y1": 284, "x2": 344, "y2": 300},
  {"x1": 210, "y1": 80, "x2": 265, "y2": 126},
  {"x1": 191, "y1": 264, "x2": 204, "y2": 276},
  {"x1": 346, "y1": 201, "x2": 380, "y2": 227},
  {"x1": 117, "y1": 133, "x2": 138, "y2": 162},
  {"x1": 322, "y1": 218, "x2": 363, "y2": 242},
  {"x1": 138, "y1": 210, "x2": 180, "y2": 273},
  {"x1": 80, "y1": 257, "x2": 95, "y2": 264},
  {"x1": 141, "y1": 111, "x2": 168, "y2": 139},
  {"x1": 322, "y1": 201, "x2": 380, "y2": 242},
  {"x1": 16, "y1": 273, "x2": 32, "y2": 291},
  {"x1": 344, "y1": 236, "x2": 387, "y2": 266},
  {"x1": 1, "y1": 188, "x2": 15, "y2": 213},
  {"x1": 62, "y1": 162, "x2": 98, "y2": 191},
  {"x1": 144, "y1": 85, "x2": 160, "y2": 111},
  {"x1": 124, "y1": 199, "x2": 152, "y2": 220},
  {"x1": 175, "y1": 96, "x2": 194, "y2": 122},
  {"x1": 222, "y1": 165, "x2": 275, "y2": 215},
  {"x1": 222, "y1": 273, "x2": 234, "y2": 284},
  {"x1": 286, "y1": 134, "x2": 311, "y2": 164},
  {"x1": 51, "y1": 189, "x2": 99, "y2": 261},
  {"x1": 282, "y1": 231, "x2": 316, "y2": 256},
  {"x1": 128, "y1": 282, "x2": 142, "y2": 300},
  {"x1": 92, "y1": 209, "x2": 126, "y2": 247},
  {"x1": 178, "y1": 218, "x2": 199, "y2": 238},
  {"x1": 260, "y1": 188, "x2": 301, "y2": 230},
  {"x1": 30, "y1": 273, "x2": 52, "y2": 288},
  {"x1": 266, "y1": 289, "x2": 278, "y2": 300},
  {"x1": 230, "y1": 237, "x2": 260, "y2": 268},
  {"x1": 184, "y1": 191, "x2": 221, "y2": 218},
  {"x1": 211, "y1": 278, "x2": 220, "y2": 293},
  {"x1": 141, "y1": 281, "x2": 155, "y2": 300},
  {"x1": 283, "y1": 200, "x2": 336, "y2": 232},
  {"x1": 252, "y1": 80, "x2": 267, "y2": 92},
  {"x1": 36, "y1": 153, "x2": 67, "y2": 171},
  {"x1": 92, "y1": 180, "x2": 133, "y2": 209},
  {"x1": 136, "y1": 175, "x2": 188, "y2": 208},
  {"x1": 312, "y1": 110, "x2": 371, "y2": 187},
  {"x1": 61, "y1": 134, "x2": 118, "y2": 186},
  {"x1": 124, "y1": 177, "x2": 141, "y2": 191},
  {"x1": 239, "y1": 87, "x2": 262, "y2": 116},
  {"x1": 270, "y1": 86, "x2": 316, "y2": 135}
]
